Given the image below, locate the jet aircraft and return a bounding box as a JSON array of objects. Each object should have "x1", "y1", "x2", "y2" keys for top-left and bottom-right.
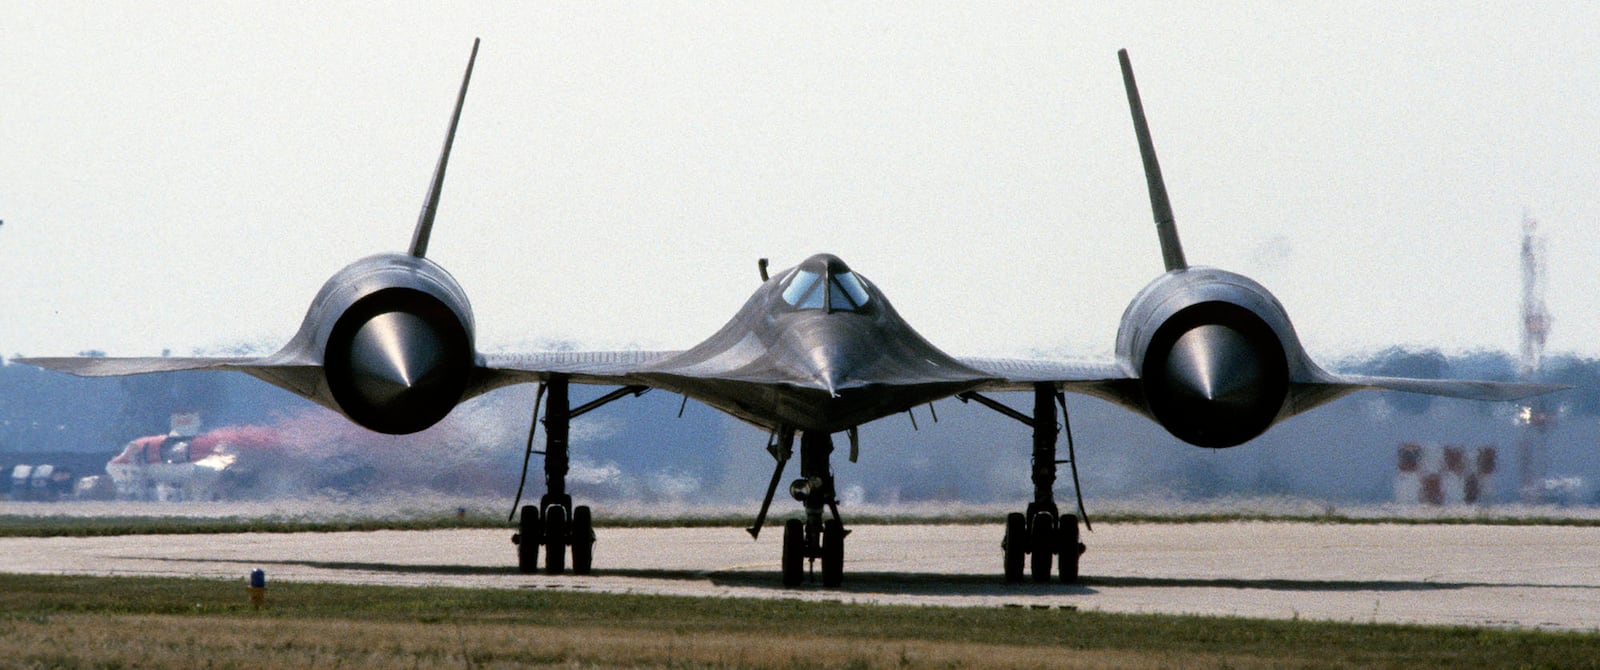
[{"x1": 21, "y1": 42, "x2": 1561, "y2": 587}]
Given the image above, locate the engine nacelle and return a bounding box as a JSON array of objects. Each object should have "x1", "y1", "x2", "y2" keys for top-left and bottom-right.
[
  {"x1": 291, "y1": 254, "x2": 477, "y2": 434},
  {"x1": 1116, "y1": 268, "x2": 1312, "y2": 448}
]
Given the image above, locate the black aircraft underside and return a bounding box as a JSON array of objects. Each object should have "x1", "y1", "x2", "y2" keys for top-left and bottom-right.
[
  {"x1": 652, "y1": 375, "x2": 987, "y2": 435},
  {"x1": 20, "y1": 42, "x2": 1566, "y2": 589}
]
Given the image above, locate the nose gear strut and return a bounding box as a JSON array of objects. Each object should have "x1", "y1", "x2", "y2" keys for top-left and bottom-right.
[{"x1": 769, "y1": 430, "x2": 848, "y2": 587}]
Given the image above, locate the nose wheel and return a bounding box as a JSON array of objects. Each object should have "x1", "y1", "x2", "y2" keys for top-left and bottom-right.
[
  {"x1": 766, "y1": 430, "x2": 849, "y2": 587},
  {"x1": 822, "y1": 518, "x2": 845, "y2": 587},
  {"x1": 779, "y1": 516, "x2": 845, "y2": 588},
  {"x1": 781, "y1": 519, "x2": 804, "y2": 587}
]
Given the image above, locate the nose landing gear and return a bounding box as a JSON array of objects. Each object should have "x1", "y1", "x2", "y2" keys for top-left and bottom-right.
[{"x1": 754, "y1": 429, "x2": 848, "y2": 588}]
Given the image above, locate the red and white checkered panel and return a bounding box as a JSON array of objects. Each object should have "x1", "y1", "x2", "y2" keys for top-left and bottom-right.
[{"x1": 1396, "y1": 443, "x2": 1496, "y2": 505}]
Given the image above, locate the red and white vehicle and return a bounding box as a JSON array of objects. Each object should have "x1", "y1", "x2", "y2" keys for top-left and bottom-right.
[{"x1": 106, "y1": 413, "x2": 280, "y2": 501}]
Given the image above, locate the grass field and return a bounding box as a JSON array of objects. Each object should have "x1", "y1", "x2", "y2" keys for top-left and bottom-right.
[{"x1": 1, "y1": 573, "x2": 1597, "y2": 669}]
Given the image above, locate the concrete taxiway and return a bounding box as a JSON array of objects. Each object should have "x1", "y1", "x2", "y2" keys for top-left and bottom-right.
[{"x1": 2, "y1": 522, "x2": 1596, "y2": 631}]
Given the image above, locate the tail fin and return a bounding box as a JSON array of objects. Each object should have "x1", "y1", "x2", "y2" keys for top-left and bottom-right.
[
  {"x1": 1118, "y1": 49, "x2": 1187, "y2": 272},
  {"x1": 410, "y1": 38, "x2": 481, "y2": 258}
]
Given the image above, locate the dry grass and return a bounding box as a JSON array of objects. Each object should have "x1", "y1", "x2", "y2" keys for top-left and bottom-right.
[
  {"x1": 1, "y1": 574, "x2": 1596, "y2": 669},
  {"x1": 0, "y1": 613, "x2": 1287, "y2": 669}
]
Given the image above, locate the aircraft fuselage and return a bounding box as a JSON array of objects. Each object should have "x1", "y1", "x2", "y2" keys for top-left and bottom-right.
[{"x1": 635, "y1": 253, "x2": 996, "y2": 433}]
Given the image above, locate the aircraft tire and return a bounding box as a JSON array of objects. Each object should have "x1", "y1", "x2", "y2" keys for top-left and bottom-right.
[
  {"x1": 544, "y1": 505, "x2": 568, "y2": 575},
  {"x1": 822, "y1": 518, "x2": 845, "y2": 587},
  {"x1": 781, "y1": 519, "x2": 804, "y2": 587},
  {"x1": 1030, "y1": 512, "x2": 1054, "y2": 583},
  {"x1": 1058, "y1": 513, "x2": 1081, "y2": 583},
  {"x1": 572, "y1": 505, "x2": 594, "y2": 575},
  {"x1": 516, "y1": 504, "x2": 540, "y2": 574},
  {"x1": 1003, "y1": 512, "x2": 1027, "y2": 582}
]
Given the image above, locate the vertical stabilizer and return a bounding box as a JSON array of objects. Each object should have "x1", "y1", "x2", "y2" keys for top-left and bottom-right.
[
  {"x1": 410, "y1": 38, "x2": 480, "y2": 258},
  {"x1": 1118, "y1": 49, "x2": 1187, "y2": 272}
]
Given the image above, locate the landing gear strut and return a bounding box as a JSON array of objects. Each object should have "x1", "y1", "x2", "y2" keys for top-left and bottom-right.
[
  {"x1": 966, "y1": 384, "x2": 1088, "y2": 584},
  {"x1": 511, "y1": 376, "x2": 640, "y2": 575},
  {"x1": 774, "y1": 430, "x2": 846, "y2": 587}
]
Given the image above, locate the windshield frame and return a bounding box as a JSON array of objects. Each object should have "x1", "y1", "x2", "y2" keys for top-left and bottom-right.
[{"x1": 780, "y1": 265, "x2": 872, "y2": 313}]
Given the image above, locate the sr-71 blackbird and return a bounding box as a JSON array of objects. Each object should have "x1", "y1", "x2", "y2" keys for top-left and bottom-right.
[{"x1": 22, "y1": 41, "x2": 1560, "y2": 586}]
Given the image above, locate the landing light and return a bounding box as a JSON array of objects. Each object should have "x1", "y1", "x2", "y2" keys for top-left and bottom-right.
[{"x1": 789, "y1": 478, "x2": 813, "y2": 501}]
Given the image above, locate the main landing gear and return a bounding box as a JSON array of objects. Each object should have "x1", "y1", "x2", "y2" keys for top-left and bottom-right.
[
  {"x1": 1003, "y1": 508, "x2": 1081, "y2": 583},
  {"x1": 515, "y1": 500, "x2": 594, "y2": 575},
  {"x1": 962, "y1": 383, "x2": 1089, "y2": 584},
  {"x1": 509, "y1": 376, "x2": 643, "y2": 575},
  {"x1": 749, "y1": 429, "x2": 848, "y2": 587}
]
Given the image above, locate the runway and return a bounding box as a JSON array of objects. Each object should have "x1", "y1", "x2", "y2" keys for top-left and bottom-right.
[{"x1": 2, "y1": 522, "x2": 1596, "y2": 631}]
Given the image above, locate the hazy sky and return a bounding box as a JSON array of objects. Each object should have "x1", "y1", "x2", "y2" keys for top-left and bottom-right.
[{"x1": 3, "y1": 3, "x2": 1596, "y2": 363}]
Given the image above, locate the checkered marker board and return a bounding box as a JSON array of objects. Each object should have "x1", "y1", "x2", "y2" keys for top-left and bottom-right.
[{"x1": 1396, "y1": 443, "x2": 1496, "y2": 505}]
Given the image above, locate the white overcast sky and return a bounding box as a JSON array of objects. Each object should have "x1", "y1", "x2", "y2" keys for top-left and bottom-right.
[{"x1": 3, "y1": 3, "x2": 1596, "y2": 363}]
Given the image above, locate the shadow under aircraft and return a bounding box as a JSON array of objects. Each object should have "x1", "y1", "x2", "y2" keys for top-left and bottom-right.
[{"x1": 22, "y1": 41, "x2": 1562, "y2": 588}]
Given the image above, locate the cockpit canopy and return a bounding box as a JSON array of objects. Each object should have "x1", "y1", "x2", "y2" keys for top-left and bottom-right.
[{"x1": 779, "y1": 254, "x2": 872, "y2": 313}]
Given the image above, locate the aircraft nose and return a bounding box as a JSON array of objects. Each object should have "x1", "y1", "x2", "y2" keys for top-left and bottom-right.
[
  {"x1": 814, "y1": 364, "x2": 847, "y2": 397},
  {"x1": 347, "y1": 310, "x2": 451, "y2": 405},
  {"x1": 1163, "y1": 323, "x2": 1267, "y2": 408},
  {"x1": 790, "y1": 318, "x2": 872, "y2": 397}
]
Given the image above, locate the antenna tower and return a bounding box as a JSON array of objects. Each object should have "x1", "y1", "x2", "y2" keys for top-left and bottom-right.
[{"x1": 1516, "y1": 212, "x2": 1554, "y2": 502}]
